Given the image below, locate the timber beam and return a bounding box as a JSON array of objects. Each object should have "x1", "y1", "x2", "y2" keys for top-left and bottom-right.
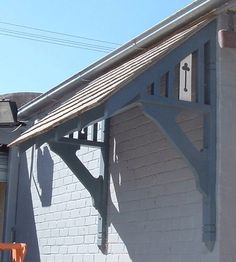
[
  {"x1": 139, "y1": 94, "x2": 211, "y2": 114},
  {"x1": 54, "y1": 137, "x2": 105, "y2": 149}
]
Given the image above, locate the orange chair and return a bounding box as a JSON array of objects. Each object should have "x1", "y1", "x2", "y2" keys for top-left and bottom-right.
[{"x1": 0, "y1": 243, "x2": 27, "y2": 262}]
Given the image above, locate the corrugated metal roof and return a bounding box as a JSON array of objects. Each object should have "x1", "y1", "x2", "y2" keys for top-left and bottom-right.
[{"x1": 10, "y1": 15, "x2": 214, "y2": 147}]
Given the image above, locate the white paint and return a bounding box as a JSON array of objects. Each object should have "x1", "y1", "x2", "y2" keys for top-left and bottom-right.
[
  {"x1": 179, "y1": 54, "x2": 192, "y2": 102},
  {"x1": 217, "y1": 13, "x2": 236, "y2": 262}
]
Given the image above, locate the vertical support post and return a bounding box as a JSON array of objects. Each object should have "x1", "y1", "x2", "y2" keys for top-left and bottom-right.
[
  {"x1": 140, "y1": 21, "x2": 217, "y2": 251},
  {"x1": 49, "y1": 119, "x2": 110, "y2": 250},
  {"x1": 93, "y1": 123, "x2": 98, "y2": 142},
  {"x1": 97, "y1": 119, "x2": 110, "y2": 251},
  {"x1": 197, "y1": 45, "x2": 205, "y2": 104},
  {"x1": 202, "y1": 27, "x2": 217, "y2": 251},
  {"x1": 168, "y1": 67, "x2": 176, "y2": 99},
  {"x1": 2, "y1": 147, "x2": 20, "y2": 262}
]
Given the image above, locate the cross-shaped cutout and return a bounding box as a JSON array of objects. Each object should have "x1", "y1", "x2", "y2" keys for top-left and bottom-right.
[{"x1": 182, "y1": 62, "x2": 190, "y2": 92}]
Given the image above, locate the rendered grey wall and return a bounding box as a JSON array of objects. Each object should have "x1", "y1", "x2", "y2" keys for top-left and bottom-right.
[{"x1": 217, "y1": 12, "x2": 236, "y2": 262}]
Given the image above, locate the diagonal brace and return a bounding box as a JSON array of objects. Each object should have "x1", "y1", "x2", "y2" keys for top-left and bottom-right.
[
  {"x1": 141, "y1": 102, "x2": 216, "y2": 250},
  {"x1": 49, "y1": 141, "x2": 103, "y2": 211},
  {"x1": 48, "y1": 119, "x2": 110, "y2": 251},
  {"x1": 141, "y1": 102, "x2": 209, "y2": 195}
]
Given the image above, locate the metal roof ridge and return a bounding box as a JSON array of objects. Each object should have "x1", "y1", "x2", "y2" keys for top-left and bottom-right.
[{"x1": 18, "y1": 0, "x2": 225, "y2": 118}]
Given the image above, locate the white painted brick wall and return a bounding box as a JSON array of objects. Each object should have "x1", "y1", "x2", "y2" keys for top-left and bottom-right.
[
  {"x1": 107, "y1": 106, "x2": 217, "y2": 262},
  {"x1": 15, "y1": 102, "x2": 220, "y2": 261},
  {"x1": 16, "y1": 140, "x2": 103, "y2": 262}
]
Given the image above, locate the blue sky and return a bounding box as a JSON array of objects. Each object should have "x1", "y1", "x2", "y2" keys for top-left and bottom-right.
[{"x1": 0, "y1": 1, "x2": 193, "y2": 95}]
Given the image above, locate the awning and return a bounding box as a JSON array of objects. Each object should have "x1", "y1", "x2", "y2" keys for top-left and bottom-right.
[{"x1": 10, "y1": 14, "x2": 214, "y2": 147}]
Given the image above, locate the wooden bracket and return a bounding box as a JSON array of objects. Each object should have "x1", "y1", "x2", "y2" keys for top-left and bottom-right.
[
  {"x1": 141, "y1": 102, "x2": 209, "y2": 195},
  {"x1": 49, "y1": 141, "x2": 103, "y2": 210},
  {"x1": 48, "y1": 120, "x2": 110, "y2": 251},
  {"x1": 141, "y1": 100, "x2": 216, "y2": 250}
]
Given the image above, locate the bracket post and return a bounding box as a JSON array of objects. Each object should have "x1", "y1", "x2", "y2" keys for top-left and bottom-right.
[
  {"x1": 202, "y1": 35, "x2": 217, "y2": 250},
  {"x1": 141, "y1": 100, "x2": 216, "y2": 250},
  {"x1": 48, "y1": 119, "x2": 110, "y2": 251},
  {"x1": 97, "y1": 119, "x2": 110, "y2": 250}
]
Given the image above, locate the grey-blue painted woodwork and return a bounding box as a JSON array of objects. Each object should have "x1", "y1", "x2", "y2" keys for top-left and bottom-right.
[
  {"x1": 106, "y1": 21, "x2": 216, "y2": 250},
  {"x1": 49, "y1": 141, "x2": 103, "y2": 210},
  {"x1": 202, "y1": 31, "x2": 217, "y2": 252},
  {"x1": 197, "y1": 45, "x2": 205, "y2": 104},
  {"x1": 0, "y1": 126, "x2": 26, "y2": 262},
  {"x1": 104, "y1": 21, "x2": 216, "y2": 118},
  {"x1": 0, "y1": 127, "x2": 26, "y2": 145},
  {"x1": 48, "y1": 119, "x2": 110, "y2": 250},
  {"x1": 97, "y1": 119, "x2": 110, "y2": 249},
  {"x1": 141, "y1": 99, "x2": 216, "y2": 250},
  {"x1": 20, "y1": 21, "x2": 215, "y2": 151},
  {"x1": 140, "y1": 22, "x2": 216, "y2": 250},
  {"x1": 2, "y1": 147, "x2": 20, "y2": 262},
  {"x1": 18, "y1": 20, "x2": 217, "y2": 251},
  {"x1": 19, "y1": 104, "x2": 106, "y2": 152},
  {"x1": 138, "y1": 94, "x2": 211, "y2": 113},
  {"x1": 167, "y1": 67, "x2": 175, "y2": 99},
  {"x1": 141, "y1": 103, "x2": 209, "y2": 195},
  {"x1": 54, "y1": 137, "x2": 105, "y2": 149}
]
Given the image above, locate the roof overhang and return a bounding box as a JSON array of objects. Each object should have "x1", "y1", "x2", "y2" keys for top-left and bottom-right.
[
  {"x1": 18, "y1": 0, "x2": 230, "y2": 120},
  {"x1": 10, "y1": 15, "x2": 216, "y2": 149}
]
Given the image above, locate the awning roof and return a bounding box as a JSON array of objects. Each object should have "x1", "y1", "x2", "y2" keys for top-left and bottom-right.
[{"x1": 10, "y1": 14, "x2": 214, "y2": 147}]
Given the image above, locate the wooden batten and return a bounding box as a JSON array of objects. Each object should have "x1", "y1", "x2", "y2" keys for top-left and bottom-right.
[{"x1": 218, "y1": 29, "x2": 236, "y2": 48}]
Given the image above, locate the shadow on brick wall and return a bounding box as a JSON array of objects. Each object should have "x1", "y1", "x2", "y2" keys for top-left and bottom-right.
[
  {"x1": 15, "y1": 152, "x2": 40, "y2": 262},
  {"x1": 37, "y1": 147, "x2": 53, "y2": 207},
  {"x1": 108, "y1": 168, "x2": 172, "y2": 262},
  {"x1": 107, "y1": 131, "x2": 201, "y2": 262}
]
